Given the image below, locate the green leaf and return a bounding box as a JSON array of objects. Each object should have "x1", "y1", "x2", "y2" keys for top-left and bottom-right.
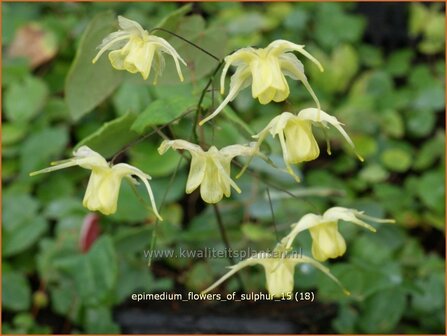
[
  {"x1": 3, "y1": 193, "x2": 38, "y2": 231},
  {"x1": 131, "y1": 95, "x2": 197, "y2": 134},
  {"x1": 413, "y1": 84, "x2": 445, "y2": 111},
  {"x1": 314, "y1": 3, "x2": 365, "y2": 49},
  {"x1": 223, "y1": 106, "x2": 255, "y2": 136},
  {"x1": 413, "y1": 133, "x2": 445, "y2": 170},
  {"x1": 2, "y1": 123, "x2": 27, "y2": 146},
  {"x1": 129, "y1": 141, "x2": 184, "y2": 177},
  {"x1": 65, "y1": 11, "x2": 123, "y2": 120},
  {"x1": 406, "y1": 109, "x2": 436, "y2": 138},
  {"x1": 416, "y1": 170, "x2": 445, "y2": 214},
  {"x1": 380, "y1": 110, "x2": 404, "y2": 138},
  {"x1": 351, "y1": 135, "x2": 378, "y2": 159},
  {"x1": 20, "y1": 127, "x2": 69, "y2": 176},
  {"x1": 241, "y1": 223, "x2": 275, "y2": 242},
  {"x1": 58, "y1": 236, "x2": 118, "y2": 305},
  {"x1": 114, "y1": 226, "x2": 153, "y2": 255},
  {"x1": 50, "y1": 279, "x2": 81, "y2": 320},
  {"x1": 154, "y1": 3, "x2": 192, "y2": 33},
  {"x1": 184, "y1": 262, "x2": 214, "y2": 292},
  {"x1": 381, "y1": 147, "x2": 413, "y2": 172},
  {"x1": 331, "y1": 44, "x2": 359, "y2": 92},
  {"x1": 3, "y1": 216, "x2": 48, "y2": 257},
  {"x1": 359, "y1": 164, "x2": 389, "y2": 183},
  {"x1": 2, "y1": 57, "x2": 31, "y2": 87},
  {"x1": 358, "y1": 287, "x2": 406, "y2": 333},
  {"x1": 374, "y1": 184, "x2": 415, "y2": 214},
  {"x1": 111, "y1": 181, "x2": 152, "y2": 223},
  {"x1": 84, "y1": 307, "x2": 120, "y2": 333},
  {"x1": 155, "y1": 15, "x2": 227, "y2": 85},
  {"x1": 44, "y1": 197, "x2": 86, "y2": 220},
  {"x1": 332, "y1": 304, "x2": 358, "y2": 333},
  {"x1": 112, "y1": 81, "x2": 151, "y2": 116},
  {"x1": 37, "y1": 174, "x2": 76, "y2": 204},
  {"x1": 411, "y1": 273, "x2": 445, "y2": 314},
  {"x1": 317, "y1": 262, "x2": 401, "y2": 302},
  {"x1": 155, "y1": 204, "x2": 183, "y2": 246},
  {"x1": 358, "y1": 45, "x2": 383, "y2": 67},
  {"x1": 37, "y1": 239, "x2": 78, "y2": 284},
  {"x1": 410, "y1": 3, "x2": 430, "y2": 36},
  {"x1": 75, "y1": 112, "x2": 139, "y2": 158},
  {"x1": 2, "y1": 271, "x2": 31, "y2": 311},
  {"x1": 350, "y1": 234, "x2": 394, "y2": 265},
  {"x1": 115, "y1": 259, "x2": 172, "y2": 304},
  {"x1": 5, "y1": 76, "x2": 48, "y2": 122},
  {"x1": 385, "y1": 49, "x2": 413, "y2": 76}
]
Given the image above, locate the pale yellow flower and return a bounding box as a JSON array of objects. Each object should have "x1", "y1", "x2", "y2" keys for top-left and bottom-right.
[
  {"x1": 30, "y1": 146, "x2": 162, "y2": 219},
  {"x1": 253, "y1": 108, "x2": 361, "y2": 182},
  {"x1": 158, "y1": 140, "x2": 256, "y2": 204},
  {"x1": 92, "y1": 16, "x2": 186, "y2": 83},
  {"x1": 199, "y1": 39, "x2": 323, "y2": 125},
  {"x1": 280, "y1": 207, "x2": 395, "y2": 262},
  {"x1": 202, "y1": 251, "x2": 348, "y2": 298}
]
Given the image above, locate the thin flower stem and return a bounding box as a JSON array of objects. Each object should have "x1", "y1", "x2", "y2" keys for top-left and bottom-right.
[
  {"x1": 193, "y1": 60, "x2": 225, "y2": 143},
  {"x1": 266, "y1": 187, "x2": 279, "y2": 242},
  {"x1": 212, "y1": 204, "x2": 245, "y2": 291},
  {"x1": 188, "y1": 63, "x2": 246, "y2": 289},
  {"x1": 150, "y1": 27, "x2": 220, "y2": 62},
  {"x1": 148, "y1": 156, "x2": 184, "y2": 267}
]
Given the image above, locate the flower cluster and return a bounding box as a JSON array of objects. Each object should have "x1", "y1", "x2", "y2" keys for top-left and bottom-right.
[
  {"x1": 202, "y1": 208, "x2": 393, "y2": 297},
  {"x1": 158, "y1": 140, "x2": 257, "y2": 204},
  {"x1": 30, "y1": 146, "x2": 162, "y2": 220},
  {"x1": 30, "y1": 16, "x2": 394, "y2": 298},
  {"x1": 92, "y1": 16, "x2": 186, "y2": 83}
]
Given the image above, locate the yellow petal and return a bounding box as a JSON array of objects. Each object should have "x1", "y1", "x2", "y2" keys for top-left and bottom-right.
[
  {"x1": 117, "y1": 16, "x2": 146, "y2": 36},
  {"x1": 279, "y1": 53, "x2": 320, "y2": 109},
  {"x1": 83, "y1": 169, "x2": 121, "y2": 215},
  {"x1": 113, "y1": 163, "x2": 162, "y2": 221},
  {"x1": 92, "y1": 33, "x2": 130, "y2": 64},
  {"x1": 272, "y1": 87, "x2": 289, "y2": 103},
  {"x1": 186, "y1": 153, "x2": 206, "y2": 194},
  {"x1": 284, "y1": 120, "x2": 320, "y2": 163},
  {"x1": 220, "y1": 48, "x2": 256, "y2": 94},
  {"x1": 30, "y1": 146, "x2": 107, "y2": 176},
  {"x1": 298, "y1": 108, "x2": 355, "y2": 149},
  {"x1": 268, "y1": 39, "x2": 324, "y2": 72},
  {"x1": 201, "y1": 253, "x2": 261, "y2": 295},
  {"x1": 123, "y1": 38, "x2": 155, "y2": 80},
  {"x1": 200, "y1": 159, "x2": 225, "y2": 204},
  {"x1": 147, "y1": 35, "x2": 186, "y2": 81},
  {"x1": 309, "y1": 222, "x2": 346, "y2": 261},
  {"x1": 278, "y1": 130, "x2": 301, "y2": 182},
  {"x1": 109, "y1": 49, "x2": 127, "y2": 70},
  {"x1": 281, "y1": 213, "x2": 322, "y2": 250},
  {"x1": 200, "y1": 67, "x2": 251, "y2": 126},
  {"x1": 250, "y1": 57, "x2": 273, "y2": 99},
  {"x1": 262, "y1": 259, "x2": 295, "y2": 297},
  {"x1": 257, "y1": 87, "x2": 276, "y2": 105},
  {"x1": 97, "y1": 172, "x2": 121, "y2": 215}
]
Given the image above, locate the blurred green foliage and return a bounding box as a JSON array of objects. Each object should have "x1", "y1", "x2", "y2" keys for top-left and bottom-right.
[{"x1": 2, "y1": 2, "x2": 445, "y2": 334}]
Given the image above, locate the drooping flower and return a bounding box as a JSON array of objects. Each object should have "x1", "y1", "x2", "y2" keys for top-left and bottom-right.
[
  {"x1": 158, "y1": 140, "x2": 257, "y2": 204},
  {"x1": 199, "y1": 39, "x2": 323, "y2": 125},
  {"x1": 92, "y1": 16, "x2": 186, "y2": 83},
  {"x1": 280, "y1": 207, "x2": 395, "y2": 262},
  {"x1": 252, "y1": 108, "x2": 361, "y2": 182},
  {"x1": 30, "y1": 146, "x2": 162, "y2": 219},
  {"x1": 202, "y1": 250, "x2": 349, "y2": 298}
]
